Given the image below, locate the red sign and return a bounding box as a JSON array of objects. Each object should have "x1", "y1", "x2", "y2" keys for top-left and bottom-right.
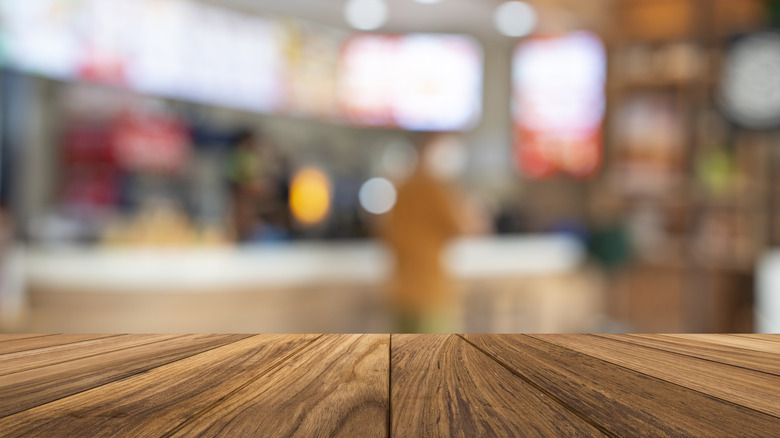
[
  {"x1": 513, "y1": 32, "x2": 606, "y2": 178},
  {"x1": 111, "y1": 111, "x2": 190, "y2": 173}
]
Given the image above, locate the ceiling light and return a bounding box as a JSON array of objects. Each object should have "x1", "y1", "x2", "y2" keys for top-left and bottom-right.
[
  {"x1": 345, "y1": 0, "x2": 389, "y2": 31},
  {"x1": 414, "y1": 0, "x2": 444, "y2": 4},
  {"x1": 494, "y1": 1, "x2": 537, "y2": 38}
]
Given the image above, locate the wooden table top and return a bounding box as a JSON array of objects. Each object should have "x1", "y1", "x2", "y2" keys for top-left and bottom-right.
[{"x1": 0, "y1": 334, "x2": 778, "y2": 437}]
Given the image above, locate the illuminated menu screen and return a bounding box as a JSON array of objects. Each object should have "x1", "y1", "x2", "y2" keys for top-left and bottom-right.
[
  {"x1": 0, "y1": 2, "x2": 481, "y2": 131},
  {"x1": 339, "y1": 34, "x2": 483, "y2": 131},
  {"x1": 0, "y1": 0, "x2": 286, "y2": 113},
  {"x1": 513, "y1": 31, "x2": 606, "y2": 178},
  {"x1": 0, "y1": 0, "x2": 82, "y2": 79}
]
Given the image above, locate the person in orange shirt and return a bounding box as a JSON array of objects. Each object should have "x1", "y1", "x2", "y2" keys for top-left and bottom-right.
[{"x1": 381, "y1": 133, "x2": 471, "y2": 333}]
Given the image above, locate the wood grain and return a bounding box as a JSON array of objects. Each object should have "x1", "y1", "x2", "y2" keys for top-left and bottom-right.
[
  {"x1": 0, "y1": 335, "x2": 117, "y2": 355},
  {"x1": 0, "y1": 335, "x2": 52, "y2": 343},
  {"x1": 663, "y1": 334, "x2": 780, "y2": 353},
  {"x1": 467, "y1": 334, "x2": 780, "y2": 437},
  {"x1": 540, "y1": 334, "x2": 780, "y2": 418},
  {"x1": 0, "y1": 335, "x2": 319, "y2": 438},
  {"x1": 600, "y1": 334, "x2": 780, "y2": 376},
  {"x1": 0, "y1": 335, "x2": 166, "y2": 377},
  {"x1": 391, "y1": 334, "x2": 604, "y2": 437},
  {"x1": 0, "y1": 334, "x2": 248, "y2": 417},
  {"x1": 169, "y1": 334, "x2": 389, "y2": 438},
  {"x1": 727, "y1": 334, "x2": 780, "y2": 343},
  {"x1": 1, "y1": 333, "x2": 778, "y2": 437}
]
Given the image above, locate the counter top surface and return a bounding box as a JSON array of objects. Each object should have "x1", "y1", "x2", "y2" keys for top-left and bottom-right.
[
  {"x1": 22, "y1": 235, "x2": 584, "y2": 291},
  {"x1": 0, "y1": 333, "x2": 778, "y2": 436}
]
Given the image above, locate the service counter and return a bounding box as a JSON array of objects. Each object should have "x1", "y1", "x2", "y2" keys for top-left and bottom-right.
[{"x1": 17, "y1": 235, "x2": 604, "y2": 333}]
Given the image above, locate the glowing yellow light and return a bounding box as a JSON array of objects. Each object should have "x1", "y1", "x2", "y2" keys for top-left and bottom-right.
[{"x1": 290, "y1": 167, "x2": 331, "y2": 226}]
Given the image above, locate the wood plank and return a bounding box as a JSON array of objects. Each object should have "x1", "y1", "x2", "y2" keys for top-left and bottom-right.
[
  {"x1": 663, "y1": 334, "x2": 780, "y2": 353},
  {"x1": 391, "y1": 334, "x2": 604, "y2": 437},
  {"x1": 169, "y1": 334, "x2": 389, "y2": 438},
  {"x1": 0, "y1": 335, "x2": 320, "y2": 437},
  {"x1": 0, "y1": 335, "x2": 165, "y2": 377},
  {"x1": 0, "y1": 334, "x2": 248, "y2": 418},
  {"x1": 0, "y1": 335, "x2": 117, "y2": 355},
  {"x1": 0, "y1": 335, "x2": 52, "y2": 343},
  {"x1": 539, "y1": 334, "x2": 780, "y2": 418},
  {"x1": 466, "y1": 334, "x2": 780, "y2": 436},
  {"x1": 727, "y1": 334, "x2": 780, "y2": 343},
  {"x1": 602, "y1": 334, "x2": 780, "y2": 376}
]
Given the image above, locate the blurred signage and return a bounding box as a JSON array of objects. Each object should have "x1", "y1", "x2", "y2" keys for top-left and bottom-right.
[
  {"x1": 0, "y1": 0, "x2": 82, "y2": 79},
  {"x1": 338, "y1": 33, "x2": 483, "y2": 131},
  {"x1": 280, "y1": 20, "x2": 346, "y2": 120},
  {"x1": 61, "y1": 122, "x2": 120, "y2": 212},
  {"x1": 0, "y1": 0, "x2": 286, "y2": 112},
  {"x1": 112, "y1": 110, "x2": 191, "y2": 173},
  {"x1": 513, "y1": 31, "x2": 606, "y2": 179},
  {"x1": 0, "y1": 2, "x2": 481, "y2": 131},
  {"x1": 163, "y1": 1, "x2": 286, "y2": 113}
]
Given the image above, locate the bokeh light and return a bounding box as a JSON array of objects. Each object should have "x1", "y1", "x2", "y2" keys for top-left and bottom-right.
[
  {"x1": 359, "y1": 178, "x2": 397, "y2": 215},
  {"x1": 494, "y1": 1, "x2": 537, "y2": 38},
  {"x1": 290, "y1": 167, "x2": 332, "y2": 225},
  {"x1": 344, "y1": 0, "x2": 388, "y2": 31},
  {"x1": 381, "y1": 139, "x2": 418, "y2": 181}
]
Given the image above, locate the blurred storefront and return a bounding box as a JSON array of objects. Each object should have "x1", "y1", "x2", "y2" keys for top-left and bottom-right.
[{"x1": 0, "y1": 0, "x2": 777, "y2": 333}]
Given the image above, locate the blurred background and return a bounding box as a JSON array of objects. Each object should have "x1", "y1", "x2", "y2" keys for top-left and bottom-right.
[{"x1": 0, "y1": 0, "x2": 779, "y2": 333}]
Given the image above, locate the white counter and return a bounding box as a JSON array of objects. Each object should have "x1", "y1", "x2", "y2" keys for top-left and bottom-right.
[{"x1": 24, "y1": 235, "x2": 585, "y2": 293}]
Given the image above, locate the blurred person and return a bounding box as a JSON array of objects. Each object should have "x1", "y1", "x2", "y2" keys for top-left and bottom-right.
[
  {"x1": 381, "y1": 133, "x2": 474, "y2": 333},
  {"x1": 226, "y1": 130, "x2": 261, "y2": 242},
  {"x1": 226, "y1": 129, "x2": 295, "y2": 243},
  {"x1": 252, "y1": 148, "x2": 293, "y2": 243}
]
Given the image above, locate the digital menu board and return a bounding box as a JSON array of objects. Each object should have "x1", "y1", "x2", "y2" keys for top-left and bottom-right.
[
  {"x1": 513, "y1": 31, "x2": 606, "y2": 178},
  {"x1": 172, "y1": 2, "x2": 285, "y2": 112},
  {"x1": 0, "y1": 0, "x2": 82, "y2": 79},
  {"x1": 0, "y1": 0, "x2": 286, "y2": 113},
  {"x1": 280, "y1": 20, "x2": 348, "y2": 120},
  {"x1": 125, "y1": 0, "x2": 192, "y2": 96},
  {"x1": 0, "y1": 2, "x2": 482, "y2": 131},
  {"x1": 338, "y1": 33, "x2": 483, "y2": 131}
]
